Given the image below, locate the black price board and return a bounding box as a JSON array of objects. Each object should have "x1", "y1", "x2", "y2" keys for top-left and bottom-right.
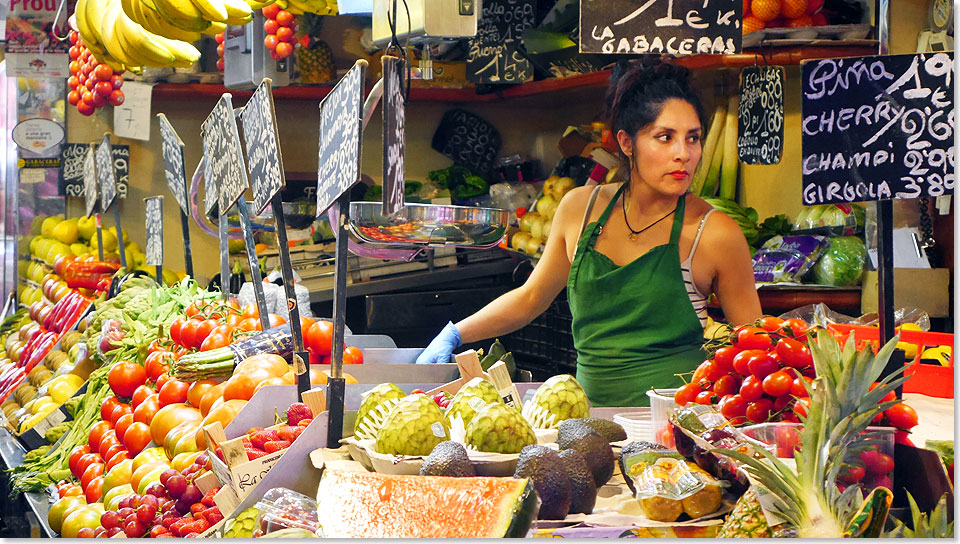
[
  {"x1": 316, "y1": 60, "x2": 366, "y2": 217},
  {"x1": 580, "y1": 0, "x2": 741, "y2": 55},
  {"x1": 82, "y1": 144, "x2": 98, "y2": 218},
  {"x1": 201, "y1": 150, "x2": 219, "y2": 219},
  {"x1": 467, "y1": 0, "x2": 535, "y2": 84},
  {"x1": 96, "y1": 136, "x2": 118, "y2": 212},
  {"x1": 431, "y1": 108, "x2": 501, "y2": 175},
  {"x1": 800, "y1": 52, "x2": 955, "y2": 205},
  {"x1": 382, "y1": 55, "x2": 406, "y2": 216},
  {"x1": 62, "y1": 143, "x2": 129, "y2": 198},
  {"x1": 144, "y1": 196, "x2": 163, "y2": 266},
  {"x1": 202, "y1": 94, "x2": 250, "y2": 215},
  {"x1": 738, "y1": 66, "x2": 785, "y2": 165},
  {"x1": 240, "y1": 78, "x2": 285, "y2": 215},
  {"x1": 157, "y1": 114, "x2": 189, "y2": 213}
]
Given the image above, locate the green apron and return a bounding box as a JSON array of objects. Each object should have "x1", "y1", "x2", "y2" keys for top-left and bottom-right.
[{"x1": 568, "y1": 184, "x2": 706, "y2": 407}]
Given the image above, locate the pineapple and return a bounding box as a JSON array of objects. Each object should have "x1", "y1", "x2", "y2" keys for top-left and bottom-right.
[
  {"x1": 718, "y1": 490, "x2": 773, "y2": 538},
  {"x1": 717, "y1": 331, "x2": 909, "y2": 538},
  {"x1": 885, "y1": 491, "x2": 954, "y2": 538},
  {"x1": 295, "y1": 14, "x2": 334, "y2": 84}
]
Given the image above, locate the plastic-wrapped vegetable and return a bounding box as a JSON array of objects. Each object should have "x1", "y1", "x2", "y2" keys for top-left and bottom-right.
[
  {"x1": 812, "y1": 236, "x2": 867, "y2": 286},
  {"x1": 752, "y1": 235, "x2": 827, "y2": 283},
  {"x1": 670, "y1": 405, "x2": 754, "y2": 497},
  {"x1": 620, "y1": 447, "x2": 724, "y2": 521}
]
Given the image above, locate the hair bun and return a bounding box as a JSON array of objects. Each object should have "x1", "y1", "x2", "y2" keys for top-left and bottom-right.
[{"x1": 604, "y1": 59, "x2": 692, "y2": 121}]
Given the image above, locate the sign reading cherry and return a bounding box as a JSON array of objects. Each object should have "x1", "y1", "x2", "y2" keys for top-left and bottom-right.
[
  {"x1": 262, "y1": 4, "x2": 297, "y2": 60},
  {"x1": 67, "y1": 30, "x2": 125, "y2": 117}
]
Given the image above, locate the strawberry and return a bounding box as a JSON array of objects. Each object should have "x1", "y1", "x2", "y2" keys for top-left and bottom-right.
[
  {"x1": 277, "y1": 425, "x2": 298, "y2": 443},
  {"x1": 215, "y1": 447, "x2": 225, "y2": 462},
  {"x1": 249, "y1": 429, "x2": 278, "y2": 450},
  {"x1": 205, "y1": 509, "x2": 224, "y2": 525},
  {"x1": 201, "y1": 488, "x2": 218, "y2": 507},
  {"x1": 263, "y1": 440, "x2": 291, "y2": 453},
  {"x1": 190, "y1": 518, "x2": 211, "y2": 534},
  {"x1": 190, "y1": 503, "x2": 206, "y2": 515},
  {"x1": 245, "y1": 447, "x2": 268, "y2": 460},
  {"x1": 286, "y1": 402, "x2": 313, "y2": 426},
  {"x1": 297, "y1": 418, "x2": 312, "y2": 427},
  {"x1": 170, "y1": 519, "x2": 190, "y2": 537},
  {"x1": 161, "y1": 517, "x2": 177, "y2": 530}
]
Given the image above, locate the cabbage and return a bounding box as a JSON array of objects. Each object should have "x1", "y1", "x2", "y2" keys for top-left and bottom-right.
[
  {"x1": 812, "y1": 236, "x2": 867, "y2": 286},
  {"x1": 818, "y1": 206, "x2": 850, "y2": 228}
]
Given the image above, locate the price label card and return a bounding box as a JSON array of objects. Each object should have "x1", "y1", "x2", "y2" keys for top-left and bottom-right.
[
  {"x1": 580, "y1": 0, "x2": 742, "y2": 55},
  {"x1": 144, "y1": 196, "x2": 163, "y2": 266},
  {"x1": 800, "y1": 52, "x2": 955, "y2": 204},
  {"x1": 466, "y1": 0, "x2": 535, "y2": 84},
  {"x1": 240, "y1": 78, "x2": 285, "y2": 215},
  {"x1": 382, "y1": 55, "x2": 405, "y2": 216},
  {"x1": 431, "y1": 108, "x2": 501, "y2": 175},
  {"x1": 113, "y1": 81, "x2": 153, "y2": 141},
  {"x1": 83, "y1": 144, "x2": 98, "y2": 217},
  {"x1": 96, "y1": 135, "x2": 118, "y2": 212},
  {"x1": 61, "y1": 143, "x2": 89, "y2": 197},
  {"x1": 157, "y1": 113, "x2": 189, "y2": 213},
  {"x1": 738, "y1": 66, "x2": 785, "y2": 165},
  {"x1": 316, "y1": 60, "x2": 366, "y2": 216},
  {"x1": 202, "y1": 94, "x2": 250, "y2": 216}
]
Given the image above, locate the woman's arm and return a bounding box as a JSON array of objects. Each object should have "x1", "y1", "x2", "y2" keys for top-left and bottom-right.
[
  {"x1": 700, "y1": 212, "x2": 763, "y2": 326},
  {"x1": 455, "y1": 186, "x2": 593, "y2": 343}
]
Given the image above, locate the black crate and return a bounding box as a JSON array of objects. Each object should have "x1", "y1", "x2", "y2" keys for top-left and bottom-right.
[{"x1": 503, "y1": 291, "x2": 578, "y2": 381}]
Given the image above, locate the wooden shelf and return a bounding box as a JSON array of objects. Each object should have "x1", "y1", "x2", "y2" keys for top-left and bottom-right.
[{"x1": 152, "y1": 44, "x2": 879, "y2": 103}]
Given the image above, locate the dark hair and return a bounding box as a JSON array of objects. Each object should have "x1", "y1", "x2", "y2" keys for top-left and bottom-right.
[{"x1": 604, "y1": 59, "x2": 707, "y2": 141}]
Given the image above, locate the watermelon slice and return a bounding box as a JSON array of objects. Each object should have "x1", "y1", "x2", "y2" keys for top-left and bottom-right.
[{"x1": 315, "y1": 471, "x2": 539, "y2": 538}]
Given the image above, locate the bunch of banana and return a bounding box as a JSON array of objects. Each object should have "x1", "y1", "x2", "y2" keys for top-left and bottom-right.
[
  {"x1": 703, "y1": 197, "x2": 760, "y2": 245},
  {"x1": 275, "y1": 0, "x2": 336, "y2": 16}
]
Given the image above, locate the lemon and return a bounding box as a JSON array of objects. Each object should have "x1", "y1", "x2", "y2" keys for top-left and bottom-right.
[
  {"x1": 921, "y1": 345, "x2": 951, "y2": 366},
  {"x1": 162, "y1": 269, "x2": 179, "y2": 285},
  {"x1": 125, "y1": 241, "x2": 142, "y2": 254},
  {"x1": 99, "y1": 229, "x2": 118, "y2": 252},
  {"x1": 51, "y1": 219, "x2": 79, "y2": 244},
  {"x1": 77, "y1": 216, "x2": 96, "y2": 241},
  {"x1": 44, "y1": 242, "x2": 71, "y2": 266},
  {"x1": 40, "y1": 217, "x2": 62, "y2": 238},
  {"x1": 30, "y1": 216, "x2": 44, "y2": 235},
  {"x1": 17, "y1": 260, "x2": 28, "y2": 278},
  {"x1": 895, "y1": 323, "x2": 924, "y2": 360},
  {"x1": 70, "y1": 243, "x2": 88, "y2": 256}
]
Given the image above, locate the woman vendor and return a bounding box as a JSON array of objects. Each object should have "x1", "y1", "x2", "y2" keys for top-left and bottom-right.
[{"x1": 418, "y1": 60, "x2": 762, "y2": 406}]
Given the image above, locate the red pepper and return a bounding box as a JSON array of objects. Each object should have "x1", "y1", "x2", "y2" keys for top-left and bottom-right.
[{"x1": 64, "y1": 261, "x2": 121, "y2": 289}]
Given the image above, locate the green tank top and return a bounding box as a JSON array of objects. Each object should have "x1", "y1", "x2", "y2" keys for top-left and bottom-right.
[{"x1": 567, "y1": 184, "x2": 706, "y2": 407}]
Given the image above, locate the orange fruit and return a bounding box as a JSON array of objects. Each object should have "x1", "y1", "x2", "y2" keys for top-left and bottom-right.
[
  {"x1": 781, "y1": 0, "x2": 808, "y2": 19},
  {"x1": 743, "y1": 15, "x2": 766, "y2": 33},
  {"x1": 751, "y1": 0, "x2": 780, "y2": 21},
  {"x1": 786, "y1": 14, "x2": 813, "y2": 27}
]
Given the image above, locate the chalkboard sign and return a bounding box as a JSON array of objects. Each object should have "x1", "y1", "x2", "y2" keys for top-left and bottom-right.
[
  {"x1": 64, "y1": 143, "x2": 129, "y2": 199},
  {"x1": 144, "y1": 196, "x2": 163, "y2": 266},
  {"x1": 97, "y1": 136, "x2": 118, "y2": 212},
  {"x1": 202, "y1": 94, "x2": 250, "y2": 216},
  {"x1": 800, "y1": 52, "x2": 955, "y2": 205},
  {"x1": 316, "y1": 61, "x2": 366, "y2": 217},
  {"x1": 240, "y1": 78, "x2": 285, "y2": 215},
  {"x1": 738, "y1": 66, "x2": 784, "y2": 165},
  {"x1": 157, "y1": 113, "x2": 189, "y2": 213},
  {"x1": 431, "y1": 108, "x2": 501, "y2": 175},
  {"x1": 580, "y1": 0, "x2": 741, "y2": 55},
  {"x1": 467, "y1": 0, "x2": 535, "y2": 84},
  {"x1": 201, "y1": 151, "x2": 219, "y2": 218},
  {"x1": 382, "y1": 55, "x2": 405, "y2": 216},
  {"x1": 83, "y1": 145, "x2": 98, "y2": 218}
]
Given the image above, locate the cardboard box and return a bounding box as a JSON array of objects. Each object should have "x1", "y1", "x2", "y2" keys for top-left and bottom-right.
[{"x1": 861, "y1": 268, "x2": 951, "y2": 317}]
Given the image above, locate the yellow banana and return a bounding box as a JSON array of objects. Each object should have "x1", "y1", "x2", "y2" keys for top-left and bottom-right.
[
  {"x1": 220, "y1": 0, "x2": 252, "y2": 24},
  {"x1": 101, "y1": 0, "x2": 142, "y2": 69},
  {"x1": 283, "y1": 0, "x2": 311, "y2": 13},
  {"x1": 151, "y1": 0, "x2": 208, "y2": 32},
  {"x1": 153, "y1": 34, "x2": 201, "y2": 67},
  {"x1": 243, "y1": 0, "x2": 274, "y2": 9},
  {"x1": 186, "y1": 0, "x2": 228, "y2": 24},
  {"x1": 201, "y1": 21, "x2": 226, "y2": 35},
  {"x1": 283, "y1": 3, "x2": 302, "y2": 14},
  {"x1": 133, "y1": 0, "x2": 204, "y2": 41},
  {"x1": 82, "y1": 0, "x2": 110, "y2": 49},
  {"x1": 114, "y1": 9, "x2": 177, "y2": 66}
]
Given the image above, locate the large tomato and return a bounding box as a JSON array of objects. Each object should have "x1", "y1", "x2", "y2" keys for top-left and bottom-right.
[
  {"x1": 222, "y1": 373, "x2": 257, "y2": 401},
  {"x1": 108, "y1": 361, "x2": 147, "y2": 398},
  {"x1": 168, "y1": 317, "x2": 186, "y2": 346},
  {"x1": 114, "y1": 414, "x2": 135, "y2": 443},
  {"x1": 306, "y1": 320, "x2": 332, "y2": 355},
  {"x1": 199, "y1": 383, "x2": 227, "y2": 416},
  {"x1": 69, "y1": 445, "x2": 91, "y2": 477},
  {"x1": 158, "y1": 379, "x2": 189, "y2": 407},
  {"x1": 144, "y1": 351, "x2": 172, "y2": 383},
  {"x1": 101, "y1": 396, "x2": 121, "y2": 423},
  {"x1": 133, "y1": 394, "x2": 160, "y2": 425},
  {"x1": 88, "y1": 421, "x2": 113, "y2": 451},
  {"x1": 123, "y1": 422, "x2": 152, "y2": 456},
  {"x1": 131, "y1": 385, "x2": 154, "y2": 409},
  {"x1": 235, "y1": 353, "x2": 288, "y2": 378},
  {"x1": 343, "y1": 346, "x2": 364, "y2": 365},
  {"x1": 196, "y1": 399, "x2": 247, "y2": 449},
  {"x1": 149, "y1": 403, "x2": 202, "y2": 445},
  {"x1": 108, "y1": 403, "x2": 133, "y2": 426},
  {"x1": 200, "y1": 332, "x2": 231, "y2": 351},
  {"x1": 187, "y1": 379, "x2": 219, "y2": 408},
  {"x1": 76, "y1": 453, "x2": 101, "y2": 480},
  {"x1": 179, "y1": 319, "x2": 202, "y2": 349},
  {"x1": 80, "y1": 462, "x2": 104, "y2": 490},
  {"x1": 84, "y1": 476, "x2": 103, "y2": 502}
]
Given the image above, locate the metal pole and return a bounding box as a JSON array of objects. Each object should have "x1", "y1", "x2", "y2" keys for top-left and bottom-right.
[
  {"x1": 95, "y1": 214, "x2": 104, "y2": 261},
  {"x1": 271, "y1": 193, "x2": 310, "y2": 400},
  {"x1": 218, "y1": 213, "x2": 230, "y2": 300},
  {"x1": 180, "y1": 209, "x2": 193, "y2": 278},
  {"x1": 236, "y1": 200, "x2": 270, "y2": 332},
  {"x1": 113, "y1": 204, "x2": 127, "y2": 269},
  {"x1": 326, "y1": 194, "x2": 350, "y2": 448}
]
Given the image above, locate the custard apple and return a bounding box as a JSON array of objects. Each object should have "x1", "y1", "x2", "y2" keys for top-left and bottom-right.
[
  {"x1": 522, "y1": 374, "x2": 590, "y2": 429},
  {"x1": 354, "y1": 383, "x2": 405, "y2": 440},
  {"x1": 376, "y1": 394, "x2": 450, "y2": 456},
  {"x1": 465, "y1": 402, "x2": 536, "y2": 454},
  {"x1": 446, "y1": 377, "x2": 503, "y2": 428}
]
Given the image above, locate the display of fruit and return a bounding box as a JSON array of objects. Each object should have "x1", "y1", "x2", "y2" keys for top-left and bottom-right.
[
  {"x1": 375, "y1": 394, "x2": 449, "y2": 456},
  {"x1": 521, "y1": 374, "x2": 590, "y2": 429},
  {"x1": 743, "y1": 0, "x2": 826, "y2": 33},
  {"x1": 215, "y1": 31, "x2": 225, "y2": 70}
]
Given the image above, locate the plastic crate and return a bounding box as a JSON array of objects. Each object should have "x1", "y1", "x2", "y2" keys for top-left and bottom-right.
[
  {"x1": 827, "y1": 324, "x2": 954, "y2": 398},
  {"x1": 502, "y1": 291, "x2": 577, "y2": 380}
]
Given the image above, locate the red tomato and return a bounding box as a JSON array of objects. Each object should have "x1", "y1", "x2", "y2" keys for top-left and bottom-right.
[
  {"x1": 894, "y1": 430, "x2": 915, "y2": 447},
  {"x1": 85, "y1": 476, "x2": 104, "y2": 502},
  {"x1": 109, "y1": 361, "x2": 147, "y2": 398},
  {"x1": 102, "y1": 443, "x2": 126, "y2": 466},
  {"x1": 158, "y1": 380, "x2": 189, "y2": 407},
  {"x1": 88, "y1": 421, "x2": 113, "y2": 451},
  {"x1": 275, "y1": 9, "x2": 294, "y2": 25},
  {"x1": 758, "y1": 316, "x2": 785, "y2": 332},
  {"x1": 673, "y1": 382, "x2": 702, "y2": 406},
  {"x1": 838, "y1": 463, "x2": 866, "y2": 484},
  {"x1": 69, "y1": 445, "x2": 91, "y2": 477},
  {"x1": 105, "y1": 450, "x2": 130, "y2": 472},
  {"x1": 267, "y1": 314, "x2": 287, "y2": 328},
  {"x1": 211, "y1": 323, "x2": 234, "y2": 338},
  {"x1": 81, "y1": 462, "x2": 104, "y2": 490},
  {"x1": 720, "y1": 394, "x2": 748, "y2": 422},
  {"x1": 131, "y1": 385, "x2": 154, "y2": 409},
  {"x1": 884, "y1": 403, "x2": 918, "y2": 430},
  {"x1": 114, "y1": 413, "x2": 135, "y2": 442},
  {"x1": 241, "y1": 303, "x2": 259, "y2": 320},
  {"x1": 860, "y1": 450, "x2": 894, "y2": 475},
  {"x1": 776, "y1": 337, "x2": 813, "y2": 368},
  {"x1": 155, "y1": 373, "x2": 173, "y2": 392},
  {"x1": 779, "y1": 318, "x2": 809, "y2": 338},
  {"x1": 739, "y1": 375, "x2": 764, "y2": 402},
  {"x1": 762, "y1": 370, "x2": 793, "y2": 397},
  {"x1": 712, "y1": 346, "x2": 741, "y2": 373},
  {"x1": 695, "y1": 390, "x2": 716, "y2": 405},
  {"x1": 343, "y1": 346, "x2": 364, "y2": 365},
  {"x1": 185, "y1": 301, "x2": 205, "y2": 318},
  {"x1": 123, "y1": 422, "x2": 151, "y2": 456},
  {"x1": 168, "y1": 317, "x2": 185, "y2": 346},
  {"x1": 237, "y1": 318, "x2": 259, "y2": 333},
  {"x1": 109, "y1": 403, "x2": 133, "y2": 426},
  {"x1": 200, "y1": 332, "x2": 231, "y2": 351},
  {"x1": 97, "y1": 430, "x2": 120, "y2": 458},
  {"x1": 791, "y1": 377, "x2": 811, "y2": 397},
  {"x1": 713, "y1": 374, "x2": 739, "y2": 397},
  {"x1": 179, "y1": 319, "x2": 202, "y2": 349},
  {"x1": 194, "y1": 320, "x2": 218, "y2": 346},
  {"x1": 101, "y1": 396, "x2": 121, "y2": 423},
  {"x1": 868, "y1": 383, "x2": 897, "y2": 403},
  {"x1": 299, "y1": 316, "x2": 316, "y2": 332},
  {"x1": 306, "y1": 321, "x2": 333, "y2": 356},
  {"x1": 748, "y1": 353, "x2": 779, "y2": 379},
  {"x1": 773, "y1": 394, "x2": 793, "y2": 413},
  {"x1": 144, "y1": 351, "x2": 172, "y2": 383},
  {"x1": 133, "y1": 394, "x2": 160, "y2": 425},
  {"x1": 76, "y1": 453, "x2": 101, "y2": 479},
  {"x1": 745, "y1": 398, "x2": 774, "y2": 423},
  {"x1": 732, "y1": 349, "x2": 765, "y2": 376},
  {"x1": 794, "y1": 398, "x2": 810, "y2": 418},
  {"x1": 225, "y1": 313, "x2": 242, "y2": 327},
  {"x1": 736, "y1": 326, "x2": 773, "y2": 350}
]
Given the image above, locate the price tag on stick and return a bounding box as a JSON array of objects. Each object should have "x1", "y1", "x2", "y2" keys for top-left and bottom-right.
[
  {"x1": 157, "y1": 113, "x2": 194, "y2": 277},
  {"x1": 381, "y1": 55, "x2": 406, "y2": 216},
  {"x1": 738, "y1": 65, "x2": 784, "y2": 165},
  {"x1": 144, "y1": 196, "x2": 163, "y2": 281},
  {"x1": 96, "y1": 135, "x2": 127, "y2": 268},
  {"x1": 800, "y1": 52, "x2": 955, "y2": 204}
]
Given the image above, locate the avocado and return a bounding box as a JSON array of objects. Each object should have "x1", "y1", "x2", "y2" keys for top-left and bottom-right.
[
  {"x1": 557, "y1": 424, "x2": 615, "y2": 487},
  {"x1": 420, "y1": 441, "x2": 476, "y2": 477},
  {"x1": 558, "y1": 449, "x2": 596, "y2": 514},
  {"x1": 558, "y1": 418, "x2": 627, "y2": 443},
  {"x1": 618, "y1": 441, "x2": 667, "y2": 494},
  {"x1": 513, "y1": 445, "x2": 572, "y2": 520}
]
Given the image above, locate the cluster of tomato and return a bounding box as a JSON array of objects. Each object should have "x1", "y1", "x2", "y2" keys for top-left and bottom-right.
[
  {"x1": 214, "y1": 32, "x2": 226, "y2": 71},
  {"x1": 262, "y1": 4, "x2": 297, "y2": 60},
  {"x1": 67, "y1": 31, "x2": 125, "y2": 116},
  {"x1": 168, "y1": 299, "x2": 287, "y2": 354}
]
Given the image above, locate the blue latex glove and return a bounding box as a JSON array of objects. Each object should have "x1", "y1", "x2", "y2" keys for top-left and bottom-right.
[{"x1": 416, "y1": 321, "x2": 462, "y2": 364}]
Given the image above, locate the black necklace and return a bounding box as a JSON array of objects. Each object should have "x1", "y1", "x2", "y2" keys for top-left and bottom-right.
[{"x1": 622, "y1": 195, "x2": 675, "y2": 242}]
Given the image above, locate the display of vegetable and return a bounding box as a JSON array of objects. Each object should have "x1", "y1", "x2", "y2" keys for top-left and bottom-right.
[
  {"x1": 171, "y1": 324, "x2": 294, "y2": 381},
  {"x1": 63, "y1": 261, "x2": 122, "y2": 290},
  {"x1": 811, "y1": 236, "x2": 867, "y2": 287},
  {"x1": 427, "y1": 165, "x2": 489, "y2": 200}
]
